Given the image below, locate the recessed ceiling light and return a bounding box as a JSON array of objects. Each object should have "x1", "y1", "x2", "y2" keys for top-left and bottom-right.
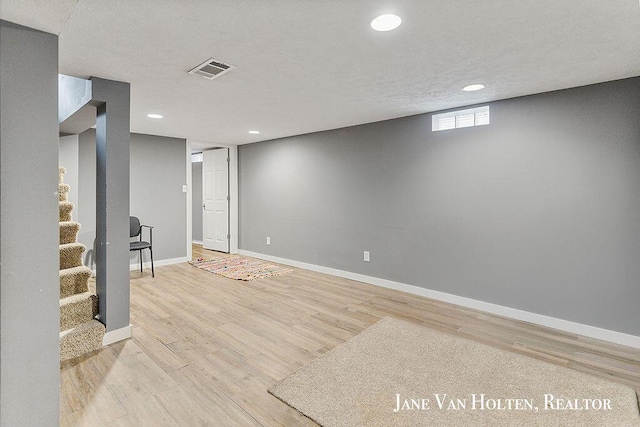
[
  {"x1": 147, "y1": 113, "x2": 163, "y2": 119},
  {"x1": 248, "y1": 130, "x2": 260, "y2": 134},
  {"x1": 462, "y1": 84, "x2": 485, "y2": 92},
  {"x1": 370, "y1": 14, "x2": 402, "y2": 32}
]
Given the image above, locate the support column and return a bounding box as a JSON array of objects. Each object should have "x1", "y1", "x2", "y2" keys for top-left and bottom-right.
[{"x1": 91, "y1": 77, "x2": 131, "y2": 333}]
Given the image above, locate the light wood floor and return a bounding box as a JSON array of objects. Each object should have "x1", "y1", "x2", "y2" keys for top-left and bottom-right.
[{"x1": 60, "y1": 244, "x2": 640, "y2": 426}]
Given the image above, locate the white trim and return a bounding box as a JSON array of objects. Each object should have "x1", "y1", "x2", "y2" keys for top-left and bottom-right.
[
  {"x1": 129, "y1": 256, "x2": 188, "y2": 271},
  {"x1": 228, "y1": 145, "x2": 239, "y2": 254},
  {"x1": 186, "y1": 140, "x2": 193, "y2": 261},
  {"x1": 102, "y1": 324, "x2": 132, "y2": 346},
  {"x1": 192, "y1": 240, "x2": 203, "y2": 245},
  {"x1": 238, "y1": 250, "x2": 640, "y2": 350},
  {"x1": 187, "y1": 140, "x2": 239, "y2": 255}
]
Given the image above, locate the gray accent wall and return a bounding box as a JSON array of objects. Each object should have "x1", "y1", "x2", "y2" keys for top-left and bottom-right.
[
  {"x1": 1, "y1": 20, "x2": 60, "y2": 426},
  {"x1": 239, "y1": 77, "x2": 640, "y2": 337},
  {"x1": 77, "y1": 130, "x2": 187, "y2": 265},
  {"x1": 192, "y1": 161, "x2": 203, "y2": 242},
  {"x1": 59, "y1": 134, "x2": 80, "y2": 208},
  {"x1": 130, "y1": 133, "x2": 187, "y2": 262},
  {"x1": 78, "y1": 129, "x2": 97, "y2": 267}
]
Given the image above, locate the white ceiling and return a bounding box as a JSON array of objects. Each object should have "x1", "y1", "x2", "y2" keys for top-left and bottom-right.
[{"x1": 2, "y1": 1, "x2": 640, "y2": 148}]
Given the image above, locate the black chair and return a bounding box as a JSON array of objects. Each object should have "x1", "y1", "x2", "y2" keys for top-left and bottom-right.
[{"x1": 130, "y1": 216, "x2": 154, "y2": 277}]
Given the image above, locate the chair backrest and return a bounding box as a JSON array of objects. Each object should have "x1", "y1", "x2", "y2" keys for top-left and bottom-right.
[{"x1": 130, "y1": 216, "x2": 141, "y2": 238}]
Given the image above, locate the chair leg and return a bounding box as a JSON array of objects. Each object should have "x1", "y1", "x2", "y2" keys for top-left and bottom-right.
[
  {"x1": 139, "y1": 251, "x2": 143, "y2": 273},
  {"x1": 149, "y1": 247, "x2": 155, "y2": 278}
]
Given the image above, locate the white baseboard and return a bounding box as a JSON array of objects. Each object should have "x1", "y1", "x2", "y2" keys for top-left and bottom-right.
[
  {"x1": 238, "y1": 250, "x2": 640, "y2": 349},
  {"x1": 129, "y1": 256, "x2": 189, "y2": 271},
  {"x1": 192, "y1": 240, "x2": 203, "y2": 245},
  {"x1": 103, "y1": 324, "x2": 132, "y2": 346},
  {"x1": 88, "y1": 257, "x2": 189, "y2": 276}
]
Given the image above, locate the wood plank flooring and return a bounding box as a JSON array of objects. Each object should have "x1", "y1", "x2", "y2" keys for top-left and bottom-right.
[{"x1": 60, "y1": 245, "x2": 640, "y2": 426}]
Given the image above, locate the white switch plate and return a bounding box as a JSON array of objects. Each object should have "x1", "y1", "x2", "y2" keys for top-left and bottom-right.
[
  {"x1": 364, "y1": 251, "x2": 370, "y2": 262},
  {"x1": 182, "y1": 184, "x2": 188, "y2": 193},
  {"x1": 266, "y1": 237, "x2": 271, "y2": 245}
]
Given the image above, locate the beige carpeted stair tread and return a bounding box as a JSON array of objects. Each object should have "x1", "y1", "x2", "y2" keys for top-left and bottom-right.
[
  {"x1": 60, "y1": 292, "x2": 98, "y2": 331},
  {"x1": 58, "y1": 167, "x2": 105, "y2": 362},
  {"x1": 60, "y1": 242, "x2": 86, "y2": 270},
  {"x1": 59, "y1": 221, "x2": 80, "y2": 245},
  {"x1": 60, "y1": 319, "x2": 105, "y2": 362},
  {"x1": 59, "y1": 265, "x2": 91, "y2": 298},
  {"x1": 59, "y1": 183, "x2": 70, "y2": 202},
  {"x1": 59, "y1": 202, "x2": 74, "y2": 222}
]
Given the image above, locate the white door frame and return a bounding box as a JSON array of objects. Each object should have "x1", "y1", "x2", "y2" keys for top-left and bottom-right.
[
  {"x1": 186, "y1": 140, "x2": 238, "y2": 260},
  {"x1": 202, "y1": 148, "x2": 229, "y2": 252}
]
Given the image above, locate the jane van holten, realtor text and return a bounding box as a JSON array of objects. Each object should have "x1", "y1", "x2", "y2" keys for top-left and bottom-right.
[{"x1": 394, "y1": 393, "x2": 613, "y2": 413}]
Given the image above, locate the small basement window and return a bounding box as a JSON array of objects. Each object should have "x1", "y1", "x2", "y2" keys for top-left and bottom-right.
[{"x1": 432, "y1": 106, "x2": 490, "y2": 132}]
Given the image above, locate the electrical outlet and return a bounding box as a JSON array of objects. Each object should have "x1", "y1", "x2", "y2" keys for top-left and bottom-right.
[
  {"x1": 364, "y1": 251, "x2": 370, "y2": 262},
  {"x1": 266, "y1": 237, "x2": 271, "y2": 245}
]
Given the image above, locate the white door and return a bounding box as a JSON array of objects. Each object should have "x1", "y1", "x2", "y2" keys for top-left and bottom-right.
[{"x1": 203, "y1": 148, "x2": 229, "y2": 252}]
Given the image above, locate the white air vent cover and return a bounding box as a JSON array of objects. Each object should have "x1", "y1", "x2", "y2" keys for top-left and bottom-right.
[{"x1": 188, "y1": 58, "x2": 235, "y2": 80}]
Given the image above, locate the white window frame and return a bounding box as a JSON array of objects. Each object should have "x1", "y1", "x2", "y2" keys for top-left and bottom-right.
[{"x1": 432, "y1": 106, "x2": 490, "y2": 132}]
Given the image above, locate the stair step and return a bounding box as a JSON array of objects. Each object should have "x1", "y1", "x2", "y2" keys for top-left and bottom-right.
[
  {"x1": 59, "y1": 183, "x2": 70, "y2": 202},
  {"x1": 58, "y1": 169, "x2": 104, "y2": 362},
  {"x1": 59, "y1": 202, "x2": 74, "y2": 222},
  {"x1": 60, "y1": 319, "x2": 105, "y2": 362},
  {"x1": 59, "y1": 221, "x2": 80, "y2": 245},
  {"x1": 60, "y1": 242, "x2": 86, "y2": 270},
  {"x1": 60, "y1": 265, "x2": 91, "y2": 298},
  {"x1": 60, "y1": 292, "x2": 98, "y2": 331}
]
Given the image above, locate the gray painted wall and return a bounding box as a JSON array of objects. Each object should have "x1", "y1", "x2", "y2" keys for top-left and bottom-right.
[
  {"x1": 239, "y1": 77, "x2": 640, "y2": 337},
  {"x1": 130, "y1": 133, "x2": 187, "y2": 262},
  {"x1": 59, "y1": 134, "x2": 79, "y2": 208},
  {"x1": 76, "y1": 130, "x2": 187, "y2": 266},
  {"x1": 192, "y1": 161, "x2": 203, "y2": 242},
  {"x1": 78, "y1": 129, "x2": 97, "y2": 267},
  {"x1": 1, "y1": 20, "x2": 60, "y2": 426}
]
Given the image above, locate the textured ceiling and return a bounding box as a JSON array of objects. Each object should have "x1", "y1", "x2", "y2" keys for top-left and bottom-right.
[{"x1": 2, "y1": 1, "x2": 640, "y2": 147}]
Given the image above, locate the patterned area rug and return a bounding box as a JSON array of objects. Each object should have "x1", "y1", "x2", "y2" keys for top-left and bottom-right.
[{"x1": 189, "y1": 256, "x2": 293, "y2": 281}]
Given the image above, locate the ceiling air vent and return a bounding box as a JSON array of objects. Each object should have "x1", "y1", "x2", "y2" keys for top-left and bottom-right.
[{"x1": 188, "y1": 58, "x2": 235, "y2": 80}]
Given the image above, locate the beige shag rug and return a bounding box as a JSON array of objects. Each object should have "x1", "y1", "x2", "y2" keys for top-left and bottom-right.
[{"x1": 269, "y1": 317, "x2": 640, "y2": 426}]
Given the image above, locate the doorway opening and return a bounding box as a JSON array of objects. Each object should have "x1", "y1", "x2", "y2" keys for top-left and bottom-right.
[
  {"x1": 203, "y1": 148, "x2": 230, "y2": 253},
  {"x1": 187, "y1": 141, "x2": 238, "y2": 260}
]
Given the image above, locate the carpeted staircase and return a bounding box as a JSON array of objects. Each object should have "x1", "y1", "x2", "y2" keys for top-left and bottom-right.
[{"x1": 59, "y1": 167, "x2": 105, "y2": 361}]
